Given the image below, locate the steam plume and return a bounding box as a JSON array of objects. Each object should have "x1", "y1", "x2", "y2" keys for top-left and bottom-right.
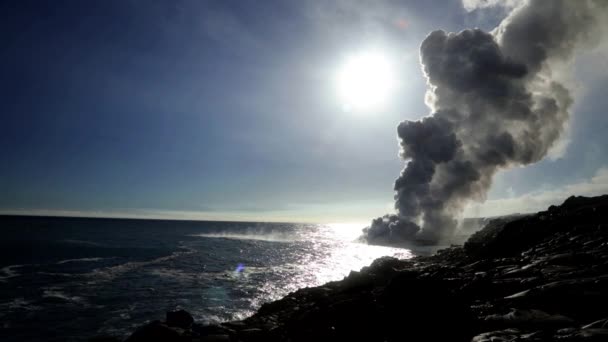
[{"x1": 363, "y1": 0, "x2": 607, "y2": 245}]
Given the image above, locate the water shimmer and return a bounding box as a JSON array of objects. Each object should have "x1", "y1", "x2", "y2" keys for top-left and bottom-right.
[{"x1": 0, "y1": 216, "x2": 412, "y2": 341}]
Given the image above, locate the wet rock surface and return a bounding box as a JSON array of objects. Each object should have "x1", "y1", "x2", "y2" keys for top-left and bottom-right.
[{"x1": 121, "y1": 195, "x2": 608, "y2": 342}]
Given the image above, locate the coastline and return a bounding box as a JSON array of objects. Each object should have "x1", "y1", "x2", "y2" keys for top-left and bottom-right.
[{"x1": 117, "y1": 195, "x2": 608, "y2": 342}]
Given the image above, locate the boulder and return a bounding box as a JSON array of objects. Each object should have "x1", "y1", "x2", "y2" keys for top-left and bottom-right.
[{"x1": 166, "y1": 309, "x2": 194, "y2": 329}]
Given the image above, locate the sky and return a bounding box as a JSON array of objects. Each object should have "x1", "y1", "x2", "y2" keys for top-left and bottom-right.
[{"x1": 1, "y1": 0, "x2": 607, "y2": 223}]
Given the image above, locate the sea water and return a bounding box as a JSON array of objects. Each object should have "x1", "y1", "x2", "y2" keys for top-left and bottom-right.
[{"x1": 0, "y1": 216, "x2": 413, "y2": 341}]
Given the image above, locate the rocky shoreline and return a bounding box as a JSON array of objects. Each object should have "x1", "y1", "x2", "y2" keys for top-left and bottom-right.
[{"x1": 115, "y1": 195, "x2": 608, "y2": 342}]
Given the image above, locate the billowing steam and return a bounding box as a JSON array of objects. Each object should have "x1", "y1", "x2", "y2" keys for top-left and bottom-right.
[{"x1": 363, "y1": 0, "x2": 607, "y2": 245}]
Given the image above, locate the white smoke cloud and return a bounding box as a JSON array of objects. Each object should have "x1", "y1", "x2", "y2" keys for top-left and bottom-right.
[
  {"x1": 462, "y1": 0, "x2": 524, "y2": 12},
  {"x1": 363, "y1": 0, "x2": 608, "y2": 245}
]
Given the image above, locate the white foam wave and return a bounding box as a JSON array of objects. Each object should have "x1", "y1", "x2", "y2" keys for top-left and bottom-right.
[
  {"x1": 42, "y1": 289, "x2": 84, "y2": 303},
  {"x1": 0, "y1": 264, "x2": 27, "y2": 282},
  {"x1": 0, "y1": 297, "x2": 41, "y2": 311},
  {"x1": 85, "y1": 246, "x2": 196, "y2": 283},
  {"x1": 57, "y1": 257, "x2": 110, "y2": 265}
]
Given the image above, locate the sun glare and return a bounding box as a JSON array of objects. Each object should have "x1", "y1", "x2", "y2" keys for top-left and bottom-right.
[
  {"x1": 335, "y1": 51, "x2": 397, "y2": 112},
  {"x1": 326, "y1": 222, "x2": 367, "y2": 241}
]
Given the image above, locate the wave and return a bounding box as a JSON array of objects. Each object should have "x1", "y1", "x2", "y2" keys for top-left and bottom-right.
[
  {"x1": 1, "y1": 258, "x2": 117, "y2": 282},
  {"x1": 42, "y1": 289, "x2": 84, "y2": 304},
  {"x1": 190, "y1": 232, "x2": 295, "y2": 243},
  {"x1": 61, "y1": 239, "x2": 106, "y2": 247},
  {"x1": 0, "y1": 264, "x2": 28, "y2": 282},
  {"x1": 37, "y1": 271, "x2": 80, "y2": 278},
  {"x1": 84, "y1": 246, "x2": 196, "y2": 283},
  {"x1": 0, "y1": 298, "x2": 42, "y2": 315},
  {"x1": 56, "y1": 257, "x2": 111, "y2": 265},
  {"x1": 147, "y1": 267, "x2": 211, "y2": 281},
  {"x1": 147, "y1": 263, "x2": 271, "y2": 283}
]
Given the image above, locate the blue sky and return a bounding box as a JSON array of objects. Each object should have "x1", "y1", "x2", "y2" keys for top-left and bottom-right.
[{"x1": 1, "y1": 0, "x2": 607, "y2": 223}]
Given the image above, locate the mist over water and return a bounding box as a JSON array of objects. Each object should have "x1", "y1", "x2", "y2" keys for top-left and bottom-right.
[{"x1": 0, "y1": 216, "x2": 412, "y2": 342}]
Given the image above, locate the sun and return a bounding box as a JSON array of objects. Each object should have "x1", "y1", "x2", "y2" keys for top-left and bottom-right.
[{"x1": 335, "y1": 51, "x2": 397, "y2": 112}]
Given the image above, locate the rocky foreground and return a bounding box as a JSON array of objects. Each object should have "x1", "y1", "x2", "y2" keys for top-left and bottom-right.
[{"x1": 118, "y1": 195, "x2": 608, "y2": 341}]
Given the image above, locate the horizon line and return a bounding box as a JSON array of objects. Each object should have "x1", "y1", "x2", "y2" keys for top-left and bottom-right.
[{"x1": 0, "y1": 208, "x2": 371, "y2": 226}]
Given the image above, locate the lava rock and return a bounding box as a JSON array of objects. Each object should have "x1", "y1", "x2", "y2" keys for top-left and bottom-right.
[
  {"x1": 166, "y1": 309, "x2": 194, "y2": 329},
  {"x1": 125, "y1": 321, "x2": 188, "y2": 342}
]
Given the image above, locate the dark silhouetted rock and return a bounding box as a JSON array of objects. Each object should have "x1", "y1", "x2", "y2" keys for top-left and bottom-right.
[
  {"x1": 88, "y1": 336, "x2": 122, "y2": 342},
  {"x1": 465, "y1": 195, "x2": 608, "y2": 258},
  {"x1": 166, "y1": 310, "x2": 194, "y2": 329},
  {"x1": 125, "y1": 321, "x2": 188, "y2": 342}
]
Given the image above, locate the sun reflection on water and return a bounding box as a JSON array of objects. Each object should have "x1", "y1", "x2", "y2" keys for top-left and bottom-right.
[
  {"x1": 311, "y1": 223, "x2": 413, "y2": 285},
  {"x1": 248, "y1": 222, "x2": 413, "y2": 307}
]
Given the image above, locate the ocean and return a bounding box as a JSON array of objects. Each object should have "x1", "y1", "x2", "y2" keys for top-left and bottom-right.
[{"x1": 0, "y1": 216, "x2": 415, "y2": 341}]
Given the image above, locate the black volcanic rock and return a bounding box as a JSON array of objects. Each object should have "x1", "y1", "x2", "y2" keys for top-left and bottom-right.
[
  {"x1": 125, "y1": 321, "x2": 188, "y2": 342},
  {"x1": 166, "y1": 310, "x2": 194, "y2": 329},
  {"x1": 464, "y1": 195, "x2": 608, "y2": 257},
  {"x1": 122, "y1": 194, "x2": 608, "y2": 342}
]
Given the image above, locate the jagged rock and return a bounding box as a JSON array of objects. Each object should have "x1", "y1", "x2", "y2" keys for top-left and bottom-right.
[
  {"x1": 465, "y1": 195, "x2": 608, "y2": 258},
  {"x1": 125, "y1": 321, "x2": 188, "y2": 342},
  {"x1": 338, "y1": 270, "x2": 374, "y2": 292},
  {"x1": 555, "y1": 327, "x2": 608, "y2": 341},
  {"x1": 504, "y1": 277, "x2": 608, "y2": 321},
  {"x1": 582, "y1": 318, "x2": 608, "y2": 329},
  {"x1": 193, "y1": 323, "x2": 235, "y2": 336},
  {"x1": 483, "y1": 308, "x2": 574, "y2": 329},
  {"x1": 199, "y1": 335, "x2": 231, "y2": 342},
  {"x1": 88, "y1": 336, "x2": 122, "y2": 342},
  {"x1": 166, "y1": 310, "x2": 194, "y2": 329},
  {"x1": 471, "y1": 329, "x2": 546, "y2": 341}
]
